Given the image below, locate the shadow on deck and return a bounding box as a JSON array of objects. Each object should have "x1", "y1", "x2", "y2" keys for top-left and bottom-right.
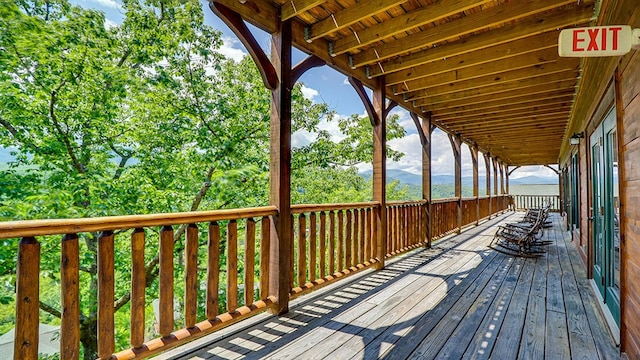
[{"x1": 158, "y1": 213, "x2": 620, "y2": 360}]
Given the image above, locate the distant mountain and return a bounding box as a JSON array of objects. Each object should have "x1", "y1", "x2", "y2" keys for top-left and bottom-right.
[{"x1": 359, "y1": 169, "x2": 557, "y2": 186}]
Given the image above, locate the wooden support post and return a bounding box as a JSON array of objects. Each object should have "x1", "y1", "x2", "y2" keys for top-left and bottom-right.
[
  {"x1": 349, "y1": 76, "x2": 386, "y2": 268},
  {"x1": 493, "y1": 156, "x2": 499, "y2": 196},
  {"x1": 470, "y1": 145, "x2": 479, "y2": 225},
  {"x1": 269, "y1": 18, "x2": 293, "y2": 315},
  {"x1": 373, "y1": 76, "x2": 387, "y2": 269},
  {"x1": 411, "y1": 112, "x2": 433, "y2": 248},
  {"x1": 484, "y1": 152, "x2": 492, "y2": 217},
  {"x1": 499, "y1": 161, "x2": 505, "y2": 195},
  {"x1": 448, "y1": 134, "x2": 462, "y2": 233}
]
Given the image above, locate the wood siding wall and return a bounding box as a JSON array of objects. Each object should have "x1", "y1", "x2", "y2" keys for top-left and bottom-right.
[
  {"x1": 565, "y1": 2, "x2": 640, "y2": 355},
  {"x1": 619, "y1": 44, "x2": 640, "y2": 358}
]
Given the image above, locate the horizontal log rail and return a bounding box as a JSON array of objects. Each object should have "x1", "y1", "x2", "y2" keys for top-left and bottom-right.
[
  {"x1": 3, "y1": 197, "x2": 514, "y2": 359},
  {"x1": 0, "y1": 206, "x2": 278, "y2": 239}
]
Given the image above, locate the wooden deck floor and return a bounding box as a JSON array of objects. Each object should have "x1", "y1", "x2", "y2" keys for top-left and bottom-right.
[{"x1": 159, "y1": 212, "x2": 620, "y2": 360}]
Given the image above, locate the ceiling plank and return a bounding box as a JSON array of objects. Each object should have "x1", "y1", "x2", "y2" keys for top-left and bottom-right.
[
  {"x1": 331, "y1": 0, "x2": 491, "y2": 56},
  {"x1": 351, "y1": 0, "x2": 582, "y2": 68},
  {"x1": 416, "y1": 81, "x2": 578, "y2": 109},
  {"x1": 281, "y1": 0, "x2": 327, "y2": 21},
  {"x1": 435, "y1": 99, "x2": 573, "y2": 121},
  {"x1": 407, "y1": 70, "x2": 578, "y2": 103},
  {"x1": 354, "y1": 2, "x2": 593, "y2": 70},
  {"x1": 393, "y1": 48, "x2": 568, "y2": 94},
  {"x1": 383, "y1": 32, "x2": 559, "y2": 85},
  {"x1": 308, "y1": 0, "x2": 407, "y2": 41},
  {"x1": 407, "y1": 69, "x2": 578, "y2": 103},
  {"x1": 442, "y1": 108, "x2": 572, "y2": 127},
  {"x1": 211, "y1": 0, "x2": 279, "y2": 33},
  {"x1": 434, "y1": 93, "x2": 574, "y2": 118}
]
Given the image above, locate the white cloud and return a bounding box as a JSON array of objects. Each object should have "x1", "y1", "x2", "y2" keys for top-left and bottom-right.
[
  {"x1": 86, "y1": 0, "x2": 121, "y2": 9},
  {"x1": 104, "y1": 18, "x2": 118, "y2": 29},
  {"x1": 217, "y1": 37, "x2": 246, "y2": 62},
  {"x1": 300, "y1": 85, "x2": 319, "y2": 101}
]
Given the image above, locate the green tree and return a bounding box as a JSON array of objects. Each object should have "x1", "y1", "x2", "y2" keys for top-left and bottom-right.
[{"x1": 0, "y1": 0, "x2": 408, "y2": 358}]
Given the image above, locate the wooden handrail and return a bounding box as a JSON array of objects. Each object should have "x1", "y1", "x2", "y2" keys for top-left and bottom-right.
[
  {"x1": 290, "y1": 201, "x2": 379, "y2": 214},
  {"x1": 386, "y1": 200, "x2": 427, "y2": 206},
  {"x1": 0, "y1": 206, "x2": 278, "y2": 239}
]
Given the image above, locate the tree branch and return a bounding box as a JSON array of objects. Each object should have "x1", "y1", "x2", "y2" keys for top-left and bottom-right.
[
  {"x1": 112, "y1": 165, "x2": 216, "y2": 311},
  {"x1": 39, "y1": 301, "x2": 61, "y2": 319}
]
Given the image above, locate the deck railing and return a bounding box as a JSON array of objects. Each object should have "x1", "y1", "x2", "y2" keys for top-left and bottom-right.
[
  {"x1": 0, "y1": 196, "x2": 510, "y2": 359},
  {"x1": 512, "y1": 194, "x2": 560, "y2": 212}
]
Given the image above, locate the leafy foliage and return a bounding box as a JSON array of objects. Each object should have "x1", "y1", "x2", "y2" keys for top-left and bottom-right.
[{"x1": 0, "y1": 0, "x2": 409, "y2": 358}]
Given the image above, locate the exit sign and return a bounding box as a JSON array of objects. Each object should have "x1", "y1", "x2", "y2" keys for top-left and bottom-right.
[{"x1": 559, "y1": 26, "x2": 640, "y2": 57}]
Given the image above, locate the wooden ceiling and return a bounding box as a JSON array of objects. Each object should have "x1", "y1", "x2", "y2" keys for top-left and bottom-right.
[{"x1": 211, "y1": 0, "x2": 596, "y2": 166}]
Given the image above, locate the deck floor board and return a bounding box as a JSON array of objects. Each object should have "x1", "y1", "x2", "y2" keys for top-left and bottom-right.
[{"x1": 158, "y1": 213, "x2": 620, "y2": 360}]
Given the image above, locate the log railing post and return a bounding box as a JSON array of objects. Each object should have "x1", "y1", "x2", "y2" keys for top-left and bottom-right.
[
  {"x1": 448, "y1": 133, "x2": 462, "y2": 234},
  {"x1": 484, "y1": 152, "x2": 492, "y2": 218},
  {"x1": 373, "y1": 76, "x2": 387, "y2": 268},
  {"x1": 14, "y1": 237, "x2": 40, "y2": 360}
]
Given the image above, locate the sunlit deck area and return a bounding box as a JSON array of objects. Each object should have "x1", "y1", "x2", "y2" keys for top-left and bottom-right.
[{"x1": 158, "y1": 212, "x2": 619, "y2": 360}]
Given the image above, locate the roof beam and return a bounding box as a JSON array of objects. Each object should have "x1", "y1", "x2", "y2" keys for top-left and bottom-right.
[
  {"x1": 383, "y1": 32, "x2": 559, "y2": 85},
  {"x1": 416, "y1": 81, "x2": 577, "y2": 109},
  {"x1": 393, "y1": 51, "x2": 574, "y2": 95},
  {"x1": 307, "y1": 0, "x2": 407, "y2": 41},
  {"x1": 434, "y1": 91, "x2": 574, "y2": 116},
  {"x1": 331, "y1": 0, "x2": 491, "y2": 56},
  {"x1": 351, "y1": 0, "x2": 582, "y2": 68},
  {"x1": 356, "y1": 2, "x2": 593, "y2": 71},
  {"x1": 408, "y1": 71, "x2": 578, "y2": 104},
  {"x1": 435, "y1": 99, "x2": 573, "y2": 121},
  {"x1": 281, "y1": 0, "x2": 327, "y2": 21},
  {"x1": 442, "y1": 108, "x2": 572, "y2": 126}
]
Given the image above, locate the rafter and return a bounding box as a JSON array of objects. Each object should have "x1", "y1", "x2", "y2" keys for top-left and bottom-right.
[
  {"x1": 354, "y1": 3, "x2": 593, "y2": 71},
  {"x1": 383, "y1": 32, "x2": 559, "y2": 85},
  {"x1": 409, "y1": 72, "x2": 578, "y2": 105},
  {"x1": 308, "y1": 0, "x2": 406, "y2": 42},
  {"x1": 433, "y1": 92, "x2": 574, "y2": 117},
  {"x1": 416, "y1": 81, "x2": 578, "y2": 109},
  {"x1": 394, "y1": 54, "x2": 576, "y2": 95},
  {"x1": 331, "y1": 0, "x2": 491, "y2": 56},
  {"x1": 281, "y1": 0, "x2": 327, "y2": 21},
  {"x1": 435, "y1": 99, "x2": 573, "y2": 122}
]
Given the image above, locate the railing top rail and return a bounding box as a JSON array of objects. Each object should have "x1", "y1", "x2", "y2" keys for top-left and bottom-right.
[
  {"x1": 385, "y1": 200, "x2": 427, "y2": 206},
  {"x1": 431, "y1": 197, "x2": 459, "y2": 204},
  {"x1": 0, "y1": 206, "x2": 278, "y2": 240},
  {"x1": 291, "y1": 201, "x2": 380, "y2": 214}
]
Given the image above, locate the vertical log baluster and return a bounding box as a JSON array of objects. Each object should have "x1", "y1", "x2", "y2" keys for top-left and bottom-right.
[
  {"x1": 359, "y1": 208, "x2": 365, "y2": 263},
  {"x1": 319, "y1": 212, "x2": 326, "y2": 278},
  {"x1": 207, "y1": 222, "x2": 221, "y2": 319},
  {"x1": 386, "y1": 206, "x2": 392, "y2": 253},
  {"x1": 185, "y1": 224, "x2": 199, "y2": 328},
  {"x1": 365, "y1": 208, "x2": 372, "y2": 260},
  {"x1": 345, "y1": 210, "x2": 352, "y2": 268},
  {"x1": 159, "y1": 226, "x2": 174, "y2": 337},
  {"x1": 227, "y1": 220, "x2": 238, "y2": 312},
  {"x1": 337, "y1": 210, "x2": 344, "y2": 271},
  {"x1": 130, "y1": 229, "x2": 145, "y2": 348},
  {"x1": 98, "y1": 231, "x2": 115, "y2": 359},
  {"x1": 245, "y1": 218, "x2": 256, "y2": 305},
  {"x1": 61, "y1": 234, "x2": 79, "y2": 360},
  {"x1": 328, "y1": 211, "x2": 336, "y2": 274},
  {"x1": 15, "y1": 237, "x2": 40, "y2": 360},
  {"x1": 309, "y1": 212, "x2": 317, "y2": 282},
  {"x1": 372, "y1": 206, "x2": 379, "y2": 259},
  {"x1": 290, "y1": 215, "x2": 295, "y2": 289},
  {"x1": 352, "y1": 209, "x2": 359, "y2": 266},
  {"x1": 260, "y1": 217, "x2": 270, "y2": 300},
  {"x1": 297, "y1": 214, "x2": 306, "y2": 286}
]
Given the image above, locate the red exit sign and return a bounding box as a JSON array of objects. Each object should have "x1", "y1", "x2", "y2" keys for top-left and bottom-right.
[{"x1": 559, "y1": 26, "x2": 639, "y2": 57}]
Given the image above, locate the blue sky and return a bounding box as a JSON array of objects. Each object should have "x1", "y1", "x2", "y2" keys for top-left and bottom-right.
[{"x1": 18, "y1": 0, "x2": 557, "y2": 179}]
